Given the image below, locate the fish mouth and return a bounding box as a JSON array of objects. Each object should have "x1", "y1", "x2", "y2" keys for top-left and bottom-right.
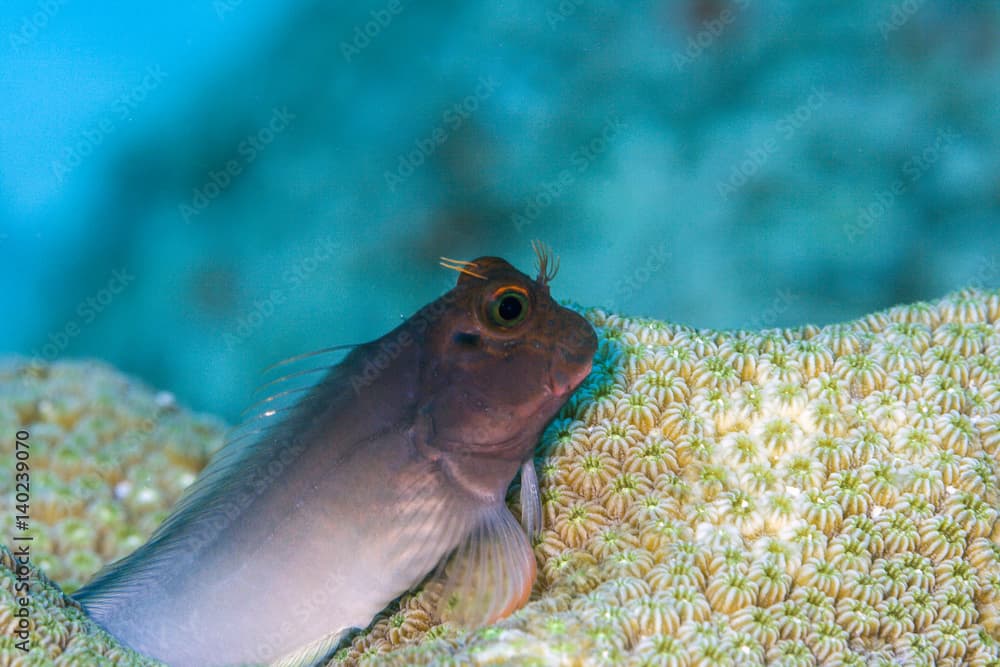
[
  {"x1": 547, "y1": 322, "x2": 597, "y2": 398},
  {"x1": 547, "y1": 362, "x2": 594, "y2": 398}
]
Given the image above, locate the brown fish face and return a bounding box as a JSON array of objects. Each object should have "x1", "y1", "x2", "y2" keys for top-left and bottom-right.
[{"x1": 420, "y1": 257, "x2": 597, "y2": 458}]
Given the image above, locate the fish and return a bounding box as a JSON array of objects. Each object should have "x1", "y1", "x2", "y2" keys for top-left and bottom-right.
[{"x1": 73, "y1": 244, "x2": 598, "y2": 667}]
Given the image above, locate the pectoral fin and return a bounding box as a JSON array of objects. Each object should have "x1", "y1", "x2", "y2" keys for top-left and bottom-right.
[
  {"x1": 438, "y1": 503, "x2": 537, "y2": 627},
  {"x1": 519, "y1": 459, "x2": 542, "y2": 540}
]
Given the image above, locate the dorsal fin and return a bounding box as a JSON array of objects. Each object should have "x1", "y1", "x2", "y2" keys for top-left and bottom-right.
[{"x1": 143, "y1": 344, "x2": 359, "y2": 540}]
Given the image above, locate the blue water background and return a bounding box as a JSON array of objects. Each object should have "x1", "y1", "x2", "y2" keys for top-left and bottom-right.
[{"x1": 2, "y1": 1, "x2": 998, "y2": 421}]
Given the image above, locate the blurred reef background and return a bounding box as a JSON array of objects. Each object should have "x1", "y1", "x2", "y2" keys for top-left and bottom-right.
[{"x1": 2, "y1": 0, "x2": 999, "y2": 421}]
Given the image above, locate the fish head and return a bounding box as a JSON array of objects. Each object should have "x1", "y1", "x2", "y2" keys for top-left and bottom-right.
[{"x1": 420, "y1": 256, "x2": 597, "y2": 459}]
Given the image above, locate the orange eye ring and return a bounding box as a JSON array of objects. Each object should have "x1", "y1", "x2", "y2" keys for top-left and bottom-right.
[{"x1": 487, "y1": 286, "x2": 530, "y2": 328}]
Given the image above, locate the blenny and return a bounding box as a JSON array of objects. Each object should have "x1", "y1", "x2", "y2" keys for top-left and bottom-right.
[{"x1": 74, "y1": 244, "x2": 597, "y2": 667}]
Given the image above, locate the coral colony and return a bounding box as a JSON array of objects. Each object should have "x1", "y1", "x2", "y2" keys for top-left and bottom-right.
[{"x1": 3, "y1": 287, "x2": 1000, "y2": 665}]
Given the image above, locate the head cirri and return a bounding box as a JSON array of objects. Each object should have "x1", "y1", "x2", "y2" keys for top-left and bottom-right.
[{"x1": 422, "y1": 250, "x2": 598, "y2": 459}]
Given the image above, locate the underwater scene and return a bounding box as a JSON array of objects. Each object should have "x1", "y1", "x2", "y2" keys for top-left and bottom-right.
[{"x1": 2, "y1": 1, "x2": 1000, "y2": 665}]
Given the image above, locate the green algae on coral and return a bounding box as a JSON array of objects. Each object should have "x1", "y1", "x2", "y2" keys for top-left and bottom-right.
[{"x1": 0, "y1": 545, "x2": 158, "y2": 666}]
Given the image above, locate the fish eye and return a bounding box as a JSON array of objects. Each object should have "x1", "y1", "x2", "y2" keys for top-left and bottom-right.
[{"x1": 487, "y1": 287, "x2": 530, "y2": 328}]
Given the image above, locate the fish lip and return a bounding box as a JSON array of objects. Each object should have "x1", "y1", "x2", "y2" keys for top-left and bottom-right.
[
  {"x1": 545, "y1": 379, "x2": 567, "y2": 398},
  {"x1": 546, "y1": 363, "x2": 593, "y2": 398}
]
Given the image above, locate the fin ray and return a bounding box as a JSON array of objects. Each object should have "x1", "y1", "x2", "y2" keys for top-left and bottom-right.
[
  {"x1": 262, "y1": 343, "x2": 358, "y2": 375},
  {"x1": 437, "y1": 503, "x2": 536, "y2": 627},
  {"x1": 268, "y1": 627, "x2": 351, "y2": 667},
  {"x1": 519, "y1": 459, "x2": 542, "y2": 540}
]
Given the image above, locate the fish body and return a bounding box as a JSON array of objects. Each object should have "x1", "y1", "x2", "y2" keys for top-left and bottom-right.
[{"x1": 74, "y1": 254, "x2": 597, "y2": 666}]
